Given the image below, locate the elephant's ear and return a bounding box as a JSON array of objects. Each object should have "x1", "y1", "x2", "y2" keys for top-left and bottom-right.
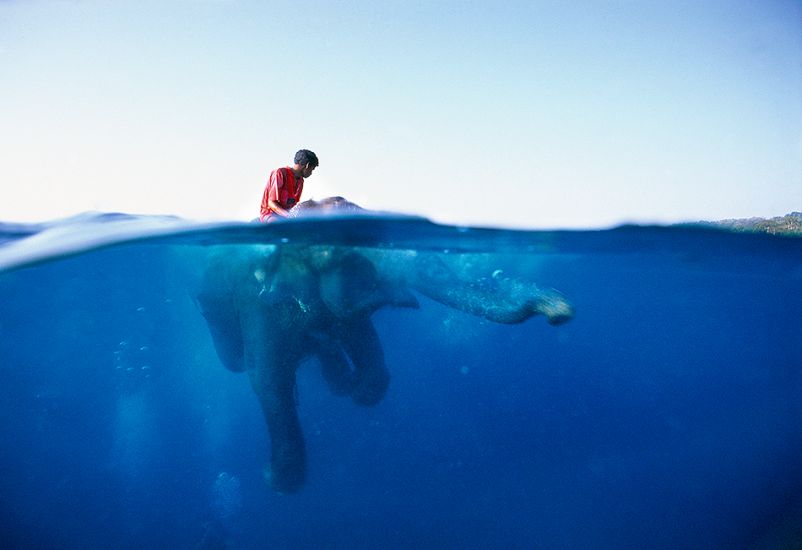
[
  {"x1": 196, "y1": 287, "x2": 245, "y2": 373},
  {"x1": 319, "y1": 251, "x2": 419, "y2": 319}
]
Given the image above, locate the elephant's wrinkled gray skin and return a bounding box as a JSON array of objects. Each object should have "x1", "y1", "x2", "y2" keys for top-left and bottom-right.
[{"x1": 197, "y1": 199, "x2": 573, "y2": 493}]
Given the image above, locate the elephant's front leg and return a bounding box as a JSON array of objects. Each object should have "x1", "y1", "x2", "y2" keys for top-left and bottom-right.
[
  {"x1": 247, "y1": 362, "x2": 306, "y2": 493},
  {"x1": 240, "y1": 294, "x2": 309, "y2": 494},
  {"x1": 335, "y1": 317, "x2": 390, "y2": 406}
]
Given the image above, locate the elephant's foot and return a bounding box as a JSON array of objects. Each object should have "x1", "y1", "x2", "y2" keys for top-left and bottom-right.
[
  {"x1": 263, "y1": 438, "x2": 306, "y2": 494},
  {"x1": 311, "y1": 328, "x2": 389, "y2": 405}
]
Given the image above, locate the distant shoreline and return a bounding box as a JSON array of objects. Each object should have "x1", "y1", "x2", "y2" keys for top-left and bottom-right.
[{"x1": 690, "y1": 212, "x2": 802, "y2": 236}]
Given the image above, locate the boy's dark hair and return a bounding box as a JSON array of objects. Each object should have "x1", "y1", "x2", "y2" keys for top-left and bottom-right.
[{"x1": 294, "y1": 149, "x2": 319, "y2": 168}]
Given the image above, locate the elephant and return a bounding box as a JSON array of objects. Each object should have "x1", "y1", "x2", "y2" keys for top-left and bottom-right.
[{"x1": 196, "y1": 198, "x2": 573, "y2": 493}]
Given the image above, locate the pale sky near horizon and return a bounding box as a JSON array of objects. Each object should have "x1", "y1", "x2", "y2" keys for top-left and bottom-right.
[{"x1": 1, "y1": 1, "x2": 800, "y2": 228}]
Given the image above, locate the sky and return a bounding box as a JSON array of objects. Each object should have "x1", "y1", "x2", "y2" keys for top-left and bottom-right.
[{"x1": 0, "y1": 0, "x2": 800, "y2": 228}]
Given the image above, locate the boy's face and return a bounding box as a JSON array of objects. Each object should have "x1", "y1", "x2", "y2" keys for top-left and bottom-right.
[{"x1": 302, "y1": 163, "x2": 316, "y2": 178}]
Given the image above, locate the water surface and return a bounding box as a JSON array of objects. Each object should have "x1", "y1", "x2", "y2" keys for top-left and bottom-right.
[{"x1": 1, "y1": 213, "x2": 800, "y2": 549}]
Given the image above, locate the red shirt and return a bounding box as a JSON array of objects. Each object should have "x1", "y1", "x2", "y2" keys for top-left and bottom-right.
[{"x1": 259, "y1": 167, "x2": 304, "y2": 222}]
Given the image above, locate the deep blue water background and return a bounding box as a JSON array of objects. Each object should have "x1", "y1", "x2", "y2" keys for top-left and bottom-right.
[{"x1": 0, "y1": 215, "x2": 801, "y2": 549}]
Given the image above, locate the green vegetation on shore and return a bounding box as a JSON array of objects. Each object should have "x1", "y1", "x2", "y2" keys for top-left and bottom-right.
[{"x1": 694, "y1": 212, "x2": 802, "y2": 236}]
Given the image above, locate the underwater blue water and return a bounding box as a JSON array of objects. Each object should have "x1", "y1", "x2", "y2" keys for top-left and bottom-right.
[{"x1": 0, "y1": 214, "x2": 800, "y2": 549}]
